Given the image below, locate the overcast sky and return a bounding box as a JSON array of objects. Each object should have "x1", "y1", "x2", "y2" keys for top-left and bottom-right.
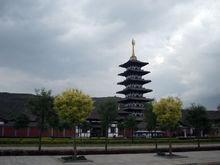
[{"x1": 0, "y1": 0, "x2": 219, "y2": 109}]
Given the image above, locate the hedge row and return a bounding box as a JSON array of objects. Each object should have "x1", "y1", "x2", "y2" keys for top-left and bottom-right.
[{"x1": 0, "y1": 137, "x2": 220, "y2": 145}]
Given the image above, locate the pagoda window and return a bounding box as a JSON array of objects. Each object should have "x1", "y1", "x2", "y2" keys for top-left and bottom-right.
[{"x1": 128, "y1": 66, "x2": 140, "y2": 70}]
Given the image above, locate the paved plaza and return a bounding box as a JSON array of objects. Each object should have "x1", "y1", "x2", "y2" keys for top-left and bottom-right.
[{"x1": 0, "y1": 151, "x2": 220, "y2": 165}]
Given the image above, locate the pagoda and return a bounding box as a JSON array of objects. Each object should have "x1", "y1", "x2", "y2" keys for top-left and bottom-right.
[{"x1": 117, "y1": 39, "x2": 152, "y2": 120}]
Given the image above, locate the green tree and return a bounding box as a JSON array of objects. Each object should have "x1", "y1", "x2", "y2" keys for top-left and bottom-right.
[
  {"x1": 97, "y1": 98, "x2": 118, "y2": 152},
  {"x1": 153, "y1": 97, "x2": 182, "y2": 156},
  {"x1": 27, "y1": 88, "x2": 54, "y2": 151},
  {"x1": 186, "y1": 104, "x2": 210, "y2": 148},
  {"x1": 144, "y1": 102, "x2": 157, "y2": 136},
  {"x1": 14, "y1": 113, "x2": 29, "y2": 129},
  {"x1": 117, "y1": 121, "x2": 126, "y2": 137},
  {"x1": 124, "y1": 115, "x2": 137, "y2": 143},
  {"x1": 144, "y1": 102, "x2": 157, "y2": 150},
  {"x1": 54, "y1": 89, "x2": 93, "y2": 158},
  {"x1": 14, "y1": 113, "x2": 30, "y2": 136}
]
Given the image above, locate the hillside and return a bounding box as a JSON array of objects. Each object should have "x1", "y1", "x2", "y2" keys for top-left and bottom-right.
[
  {"x1": 0, "y1": 92, "x2": 119, "y2": 121},
  {"x1": 0, "y1": 93, "x2": 35, "y2": 121}
]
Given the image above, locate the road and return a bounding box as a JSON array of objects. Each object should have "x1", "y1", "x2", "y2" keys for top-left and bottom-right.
[{"x1": 0, "y1": 151, "x2": 220, "y2": 165}]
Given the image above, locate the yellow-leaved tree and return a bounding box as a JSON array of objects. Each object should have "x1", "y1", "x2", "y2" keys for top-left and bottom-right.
[
  {"x1": 153, "y1": 96, "x2": 182, "y2": 156},
  {"x1": 54, "y1": 89, "x2": 93, "y2": 159}
]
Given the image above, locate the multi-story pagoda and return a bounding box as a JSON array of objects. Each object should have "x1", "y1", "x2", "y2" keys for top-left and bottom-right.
[{"x1": 117, "y1": 39, "x2": 152, "y2": 120}]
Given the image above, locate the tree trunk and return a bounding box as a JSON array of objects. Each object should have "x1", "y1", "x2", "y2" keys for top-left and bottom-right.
[
  {"x1": 27, "y1": 127, "x2": 30, "y2": 137},
  {"x1": 79, "y1": 126, "x2": 82, "y2": 144},
  {"x1": 2, "y1": 126, "x2": 4, "y2": 137},
  {"x1": 197, "y1": 129, "x2": 200, "y2": 149},
  {"x1": 105, "y1": 125, "x2": 108, "y2": 152},
  {"x1": 38, "y1": 108, "x2": 45, "y2": 152},
  {"x1": 154, "y1": 130, "x2": 158, "y2": 152},
  {"x1": 51, "y1": 128, "x2": 54, "y2": 138},
  {"x1": 73, "y1": 126, "x2": 77, "y2": 158},
  {"x1": 38, "y1": 128, "x2": 42, "y2": 151},
  {"x1": 197, "y1": 137, "x2": 200, "y2": 149},
  {"x1": 14, "y1": 129, "x2": 17, "y2": 137},
  {"x1": 63, "y1": 128, "x2": 66, "y2": 137},
  {"x1": 131, "y1": 128, "x2": 134, "y2": 144},
  {"x1": 168, "y1": 131, "x2": 172, "y2": 156}
]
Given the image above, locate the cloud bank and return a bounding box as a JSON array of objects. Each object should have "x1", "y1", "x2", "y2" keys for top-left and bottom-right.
[{"x1": 0, "y1": 0, "x2": 219, "y2": 109}]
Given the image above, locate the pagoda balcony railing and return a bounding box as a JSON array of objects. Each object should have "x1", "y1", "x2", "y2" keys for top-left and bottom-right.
[
  {"x1": 118, "y1": 97, "x2": 152, "y2": 103},
  {"x1": 125, "y1": 87, "x2": 148, "y2": 90},
  {"x1": 126, "y1": 75, "x2": 142, "y2": 80},
  {"x1": 123, "y1": 104, "x2": 145, "y2": 108},
  {"x1": 126, "y1": 77, "x2": 145, "y2": 81},
  {"x1": 119, "y1": 96, "x2": 148, "y2": 101},
  {"x1": 126, "y1": 84, "x2": 143, "y2": 88},
  {"x1": 126, "y1": 94, "x2": 143, "y2": 98},
  {"x1": 126, "y1": 68, "x2": 146, "y2": 73},
  {"x1": 127, "y1": 66, "x2": 141, "y2": 71},
  {"x1": 132, "y1": 112, "x2": 144, "y2": 117}
]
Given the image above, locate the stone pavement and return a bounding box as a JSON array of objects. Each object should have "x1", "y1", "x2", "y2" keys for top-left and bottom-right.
[{"x1": 0, "y1": 151, "x2": 220, "y2": 165}]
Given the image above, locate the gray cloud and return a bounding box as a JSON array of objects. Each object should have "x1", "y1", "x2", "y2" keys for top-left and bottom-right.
[{"x1": 0, "y1": 0, "x2": 219, "y2": 109}]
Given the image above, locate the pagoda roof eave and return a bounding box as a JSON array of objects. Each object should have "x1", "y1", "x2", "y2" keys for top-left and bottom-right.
[
  {"x1": 119, "y1": 60, "x2": 148, "y2": 68},
  {"x1": 118, "y1": 69, "x2": 150, "y2": 77},
  {"x1": 117, "y1": 88, "x2": 153, "y2": 94},
  {"x1": 117, "y1": 79, "x2": 151, "y2": 85}
]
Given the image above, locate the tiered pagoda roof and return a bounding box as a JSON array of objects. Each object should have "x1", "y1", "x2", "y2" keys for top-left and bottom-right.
[
  {"x1": 117, "y1": 39, "x2": 153, "y2": 118},
  {"x1": 118, "y1": 69, "x2": 150, "y2": 76},
  {"x1": 119, "y1": 60, "x2": 148, "y2": 68}
]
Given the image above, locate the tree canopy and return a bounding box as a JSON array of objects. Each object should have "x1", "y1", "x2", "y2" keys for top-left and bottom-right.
[
  {"x1": 186, "y1": 104, "x2": 209, "y2": 131},
  {"x1": 14, "y1": 113, "x2": 29, "y2": 129},
  {"x1": 27, "y1": 88, "x2": 54, "y2": 151},
  {"x1": 97, "y1": 98, "x2": 118, "y2": 130},
  {"x1": 54, "y1": 89, "x2": 93, "y2": 158},
  {"x1": 124, "y1": 115, "x2": 137, "y2": 130},
  {"x1": 144, "y1": 102, "x2": 157, "y2": 131},
  {"x1": 153, "y1": 96, "x2": 182, "y2": 156},
  {"x1": 97, "y1": 98, "x2": 118, "y2": 152},
  {"x1": 124, "y1": 115, "x2": 137, "y2": 143},
  {"x1": 28, "y1": 88, "x2": 54, "y2": 129},
  {"x1": 54, "y1": 89, "x2": 93, "y2": 126},
  {"x1": 153, "y1": 97, "x2": 182, "y2": 130}
]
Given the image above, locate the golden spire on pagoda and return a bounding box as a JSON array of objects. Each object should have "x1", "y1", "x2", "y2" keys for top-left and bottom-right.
[{"x1": 130, "y1": 38, "x2": 137, "y2": 60}]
